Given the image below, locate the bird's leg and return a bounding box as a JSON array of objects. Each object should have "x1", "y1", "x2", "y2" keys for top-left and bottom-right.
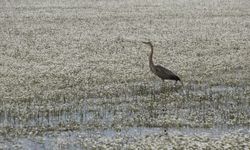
[
  {"x1": 161, "y1": 79, "x2": 164, "y2": 87},
  {"x1": 174, "y1": 80, "x2": 178, "y2": 86},
  {"x1": 180, "y1": 80, "x2": 184, "y2": 86}
]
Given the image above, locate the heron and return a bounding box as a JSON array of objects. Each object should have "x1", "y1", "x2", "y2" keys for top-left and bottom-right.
[{"x1": 142, "y1": 41, "x2": 183, "y2": 85}]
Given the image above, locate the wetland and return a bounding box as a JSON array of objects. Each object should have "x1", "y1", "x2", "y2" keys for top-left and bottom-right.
[{"x1": 0, "y1": 0, "x2": 249, "y2": 149}]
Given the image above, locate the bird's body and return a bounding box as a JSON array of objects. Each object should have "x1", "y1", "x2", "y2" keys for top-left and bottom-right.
[
  {"x1": 142, "y1": 41, "x2": 182, "y2": 85},
  {"x1": 154, "y1": 65, "x2": 181, "y2": 81}
]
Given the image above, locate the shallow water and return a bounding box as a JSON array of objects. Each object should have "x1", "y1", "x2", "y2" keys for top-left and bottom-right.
[
  {"x1": 0, "y1": 83, "x2": 249, "y2": 126},
  {"x1": 2, "y1": 126, "x2": 249, "y2": 149},
  {"x1": 0, "y1": 83, "x2": 249, "y2": 149}
]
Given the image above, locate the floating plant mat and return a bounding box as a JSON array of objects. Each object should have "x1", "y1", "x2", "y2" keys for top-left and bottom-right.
[{"x1": 0, "y1": 82, "x2": 249, "y2": 149}]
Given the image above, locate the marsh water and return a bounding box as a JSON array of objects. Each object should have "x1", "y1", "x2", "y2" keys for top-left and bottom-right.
[{"x1": 1, "y1": 82, "x2": 249, "y2": 149}]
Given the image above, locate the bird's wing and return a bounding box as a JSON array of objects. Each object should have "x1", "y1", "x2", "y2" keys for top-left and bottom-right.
[{"x1": 155, "y1": 65, "x2": 180, "y2": 80}]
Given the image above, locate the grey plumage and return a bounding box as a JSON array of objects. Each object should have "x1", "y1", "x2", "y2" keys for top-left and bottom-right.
[{"x1": 142, "y1": 41, "x2": 182, "y2": 85}]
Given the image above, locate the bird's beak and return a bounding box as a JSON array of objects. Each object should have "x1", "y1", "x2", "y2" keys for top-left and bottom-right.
[{"x1": 142, "y1": 41, "x2": 150, "y2": 44}]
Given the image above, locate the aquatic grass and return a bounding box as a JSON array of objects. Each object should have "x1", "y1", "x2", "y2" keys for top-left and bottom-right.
[{"x1": 0, "y1": 82, "x2": 249, "y2": 137}]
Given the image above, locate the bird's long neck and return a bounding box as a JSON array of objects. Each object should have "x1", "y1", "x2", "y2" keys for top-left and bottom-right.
[{"x1": 149, "y1": 44, "x2": 155, "y2": 72}]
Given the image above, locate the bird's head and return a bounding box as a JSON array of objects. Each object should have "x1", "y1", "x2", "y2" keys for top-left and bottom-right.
[{"x1": 142, "y1": 41, "x2": 153, "y2": 47}]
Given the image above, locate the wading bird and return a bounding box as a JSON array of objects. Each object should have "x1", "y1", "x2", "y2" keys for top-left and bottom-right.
[{"x1": 142, "y1": 41, "x2": 183, "y2": 85}]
